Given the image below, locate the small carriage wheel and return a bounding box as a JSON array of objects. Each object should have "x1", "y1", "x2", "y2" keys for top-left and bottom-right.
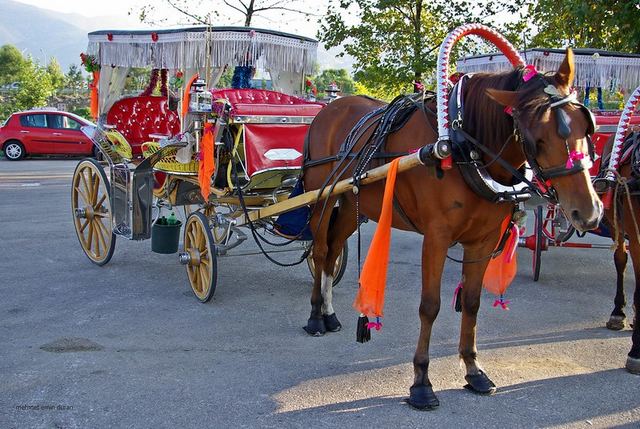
[
  {"x1": 307, "y1": 241, "x2": 349, "y2": 287},
  {"x1": 533, "y1": 205, "x2": 543, "y2": 282},
  {"x1": 71, "y1": 158, "x2": 116, "y2": 266},
  {"x1": 184, "y1": 212, "x2": 218, "y2": 302}
]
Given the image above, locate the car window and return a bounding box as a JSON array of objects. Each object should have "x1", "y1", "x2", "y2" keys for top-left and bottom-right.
[
  {"x1": 20, "y1": 114, "x2": 47, "y2": 128},
  {"x1": 47, "y1": 114, "x2": 82, "y2": 130}
]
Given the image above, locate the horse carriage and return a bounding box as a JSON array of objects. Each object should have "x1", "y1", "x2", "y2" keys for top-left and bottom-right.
[
  {"x1": 72, "y1": 23, "x2": 636, "y2": 410},
  {"x1": 71, "y1": 26, "x2": 354, "y2": 301}
]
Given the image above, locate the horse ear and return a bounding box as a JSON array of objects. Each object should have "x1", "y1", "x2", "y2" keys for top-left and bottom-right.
[
  {"x1": 555, "y1": 48, "x2": 575, "y2": 88},
  {"x1": 486, "y1": 88, "x2": 518, "y2": 107}
]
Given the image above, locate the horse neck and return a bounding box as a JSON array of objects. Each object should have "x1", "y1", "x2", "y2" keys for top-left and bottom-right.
[{"x1": 463, "y1": 73, "x2": 526, "y2": 184}]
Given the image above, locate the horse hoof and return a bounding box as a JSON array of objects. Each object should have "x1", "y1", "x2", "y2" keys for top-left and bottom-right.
[
  {"x1": 303, "y1": 318, "x2": 326, "y2": 336},
  {"x1": 606, "y1": 315, "x2": 626, "y2": 331},
  {"x1": 323, "y1": 313, "x2": 342, "y2": 332},
  {"x1": 464, "y1": 370, "x2": 497, "y2": 395},
  {"x1": 626, "y1": 356, "x2": 640, "y2": 374},
  {"x1": 406, "y1": 385, "x2": 440, "y2": 410}
]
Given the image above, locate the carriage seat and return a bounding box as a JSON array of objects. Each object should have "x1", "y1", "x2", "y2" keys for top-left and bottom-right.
[
  {"x1": 211, "y1": 89, "x2": 324, "y2": 117},
  {"x1": 106, "y1": 96, "x2": 181, "y2": 153}
]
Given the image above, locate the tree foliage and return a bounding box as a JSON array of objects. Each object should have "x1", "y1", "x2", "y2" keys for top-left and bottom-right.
[
  {"x1": 319, "y1": 0, "x2": 523, "y2": 95},
  {"x1": 136, "y1": 0, "x2": 319, "y2": 27},
  {"x1": 14, "y1": 58, "x2": 54, "y2": 111},
  {"x1": 525, "y1": 0, "x2": 640, "y2": 52},
  {"x1": 46, "y1": 58, "x2": 65, "y2": 92},
  {"x1": 0, "y1": 45, "x2": 27, "y2": 86},
  {"x1": 65, "y1": 64, "x2": 85, "y2": 95},
  {"x1": 313, "y1": 69, "x2": 355, "y2": 96}
]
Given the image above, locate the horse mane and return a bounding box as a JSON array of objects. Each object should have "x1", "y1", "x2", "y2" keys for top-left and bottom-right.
[{"x1": 463, "y1": 67, "x2": 556, "y2": 154}]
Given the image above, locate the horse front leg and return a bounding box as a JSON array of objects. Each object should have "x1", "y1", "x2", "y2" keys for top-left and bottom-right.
[
  {"x1": 458, "y1": 241, "x2": 498, "y2": 395},
  {"x1": 625, "y1": 235, "x2": 640, "y2": 374},
  {"x1": 607, "y1": 231, "x2": 628, "y2": 331},
  {"x1": 407, "y1": 235, "x2": 448, "y2": 410}
]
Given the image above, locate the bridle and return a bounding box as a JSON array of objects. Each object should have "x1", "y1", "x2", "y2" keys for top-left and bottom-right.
[
  {"x1": 515, "y1": 74, "x2": 596, "y2": 191},
  {"x1": 449, "y1": 69, "x2": 596, "y2": 204}
]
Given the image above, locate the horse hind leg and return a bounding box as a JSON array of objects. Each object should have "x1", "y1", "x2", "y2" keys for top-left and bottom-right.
[
  {"x1": 625, "y1": 232, "x2": 640, "y2": 373},
  {"x1": 316, "y1": 197, "x2": 356, "y2": 333},
  {"x1": 303, "y1": 197, "x2": 338, "y2": 336},
  {"x1": 607, "y1": 231, "x2": 627, "y2": 331}
]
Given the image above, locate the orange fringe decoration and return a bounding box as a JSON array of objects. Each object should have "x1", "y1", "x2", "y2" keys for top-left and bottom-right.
[
  {"x1": 181, "y1": 73, "x2": 199, "y2": 123},
  {"x1": 198, "y1": 122, "x2": 216, "y2": 201},
  {"x1": 353, "y1": 158, "x2": 401, "y2": 318},
  {"x1": 482, "y1": 216, "x2": 518, "y2": 296},
  {"x1": 90, "y1": 71, "x2": 100, "y2": 120}
]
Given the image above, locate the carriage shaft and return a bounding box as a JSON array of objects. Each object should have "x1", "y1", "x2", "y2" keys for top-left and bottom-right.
[{"x1": 234, "y1": 152, "x2": 423, "y2": 226}]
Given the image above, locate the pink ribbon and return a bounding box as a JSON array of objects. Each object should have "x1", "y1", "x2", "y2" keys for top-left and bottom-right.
[
  {"x1": 366, "y1": 320, "x2": 383, "y2": 331},
  {"x1": 523, "y1": 64, "x2": 537, "y2": 82},
  {"x1": 493, "y1": 297, "x2": 510, "y2": 310},
  {"x1": 503, "y1": 106, "x2": 513, "y2": 116},
  {"x1": 452, "y1": 282, "x2": 463, "y2": 309},
  {"x1": 565, "y1": 150, "x2": 585, "y2": 169}
]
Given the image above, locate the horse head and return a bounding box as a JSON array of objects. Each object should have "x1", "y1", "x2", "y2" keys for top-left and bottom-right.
[{"x1": 487, "y1": 49, "x2": 603, "y2": 232}]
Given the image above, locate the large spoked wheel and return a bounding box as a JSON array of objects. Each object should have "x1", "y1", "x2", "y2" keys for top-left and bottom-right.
[
  {"x1": 183, "y1": 212, "x2": 217, "y2": 302},
  {"x1": 71, "y1": 158, "x2": 116, "y2": 266},
  {"x1": 533, "y1": 205, "x2": 543, "y2": 282},
  {"x1": 307, "y1": 242, "x2": 349, "y2": 287}
]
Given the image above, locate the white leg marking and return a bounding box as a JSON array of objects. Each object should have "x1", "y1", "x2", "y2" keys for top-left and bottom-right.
[{"x1": 321, "y1": 272, "x2": 334, "y2": 315}]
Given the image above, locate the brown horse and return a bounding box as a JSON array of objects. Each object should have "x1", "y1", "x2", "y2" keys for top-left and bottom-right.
[
  {"x1": 302, "y1": 50, "x2": 602, "y2": 409},
  {"x1": 601, "y1": 132, "x2": 640, "y2": 374}
]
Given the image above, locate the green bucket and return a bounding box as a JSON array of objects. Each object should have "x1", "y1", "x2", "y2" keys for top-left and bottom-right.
[{"x1": 151, "y1": 220, "x2": 182, "y2": 254}]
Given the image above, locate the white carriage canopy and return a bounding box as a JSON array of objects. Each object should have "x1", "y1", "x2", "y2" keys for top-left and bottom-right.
[
  {"x1": 87, "y1": 26, "x2": 319, "y2": 116},
  {"x1": 457, "y1": 48, "x2": 640, "y2": 92}
]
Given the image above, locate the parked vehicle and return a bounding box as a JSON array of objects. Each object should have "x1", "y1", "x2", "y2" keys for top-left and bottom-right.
[{"x1": 0, "y1": 110, "x2": 96, "y2": 160}]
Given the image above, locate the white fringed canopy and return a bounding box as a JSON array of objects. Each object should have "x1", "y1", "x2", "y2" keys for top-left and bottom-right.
[
  {"x1": 457, "y1": 48, "x2": 640, "y2": 90},
  {"x1": 87, "y1": 26, "x2": 318, "y2": 74}
]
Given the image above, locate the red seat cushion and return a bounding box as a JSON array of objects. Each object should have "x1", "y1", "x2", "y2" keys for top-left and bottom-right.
[
  {"x1": 211, "y1": 89, "x2": 324, "y2": 117},
  {"x1": 106, "y1": 96, "x2": 180, "y2": 153}
]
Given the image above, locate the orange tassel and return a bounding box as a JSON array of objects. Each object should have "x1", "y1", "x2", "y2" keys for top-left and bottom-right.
[
  {"x1": 90, "y1": 71, "x2": 100, "y2": 120},
  {"x1": 482, "y1": 216, "x2": 518, "y2": 296},
  {"x1": 182, "y1": 74, "x2": 200, "y2": 123},
  {"x1": 353, "y1": 158, "x2": 401, "y2": 318},
  {"x1": 198, "y1": 123, "x2": 216, "y2": 201}
]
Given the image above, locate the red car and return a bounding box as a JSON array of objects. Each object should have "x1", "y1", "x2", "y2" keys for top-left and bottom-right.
[{"x1": 0, "y1": 110, "x2": 96, "y2": 160}]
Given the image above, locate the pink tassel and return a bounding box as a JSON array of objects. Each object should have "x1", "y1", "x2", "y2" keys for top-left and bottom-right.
[
  {"x1": 522, "y1": 64, "x2": 537, "y2": 82},
  {"x1": 565, "y1": 150, "x2": 585, "y2": 169}
]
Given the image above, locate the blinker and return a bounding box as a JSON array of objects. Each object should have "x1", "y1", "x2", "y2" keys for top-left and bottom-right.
[{"x1": 555, "y1": 108, "x2": 572, "y2": 139}]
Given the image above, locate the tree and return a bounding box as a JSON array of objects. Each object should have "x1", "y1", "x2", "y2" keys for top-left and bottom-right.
[
  {"x1": 46, "y1": 58, "x2": 65, "y2": 93},
  {"x1": 319, "y1": 0, "x2": 522, "y2": 95},
  {"x1": 136, "y1": 0, "x2": 319, "y2": 27},
  {"x1": 0, "y1": 45, "x2": 27, "y2": 86},
  {"x1": 313, "y1": 69, "x2": 355, "y2": 96},
  {"x1": 65, "y1": 64, "x2": 85, "y2": 95},
  {"x1": 525, "y1": 0, "x2": 640, "y2": 52},
  {"x1": 14, "y1": 58, "x2": 54, "y2": 111}
]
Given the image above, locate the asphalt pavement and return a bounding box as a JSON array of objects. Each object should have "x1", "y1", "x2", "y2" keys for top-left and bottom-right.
[{"x1": 0, "y1": 159, "x2": 639, "y2": 428}]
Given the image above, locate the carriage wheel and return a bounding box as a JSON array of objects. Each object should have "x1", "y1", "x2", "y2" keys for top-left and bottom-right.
[
  {"x1": 307, "y1": 242, "x2": 349, "y2": 287},
  {"x1": 183, "y1": 212, "x2": 217, "y2": 302},
  {"x1": 71, "y1": 158, "x2": 116, "y2": 266},
  {"x1": 533, "y1": 205, "x2": 543, "y2": 282}
]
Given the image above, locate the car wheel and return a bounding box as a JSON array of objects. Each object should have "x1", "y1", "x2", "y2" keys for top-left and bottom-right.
[{"x1": 4, "y1": 140, "x2": 25, "y2": 160}]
